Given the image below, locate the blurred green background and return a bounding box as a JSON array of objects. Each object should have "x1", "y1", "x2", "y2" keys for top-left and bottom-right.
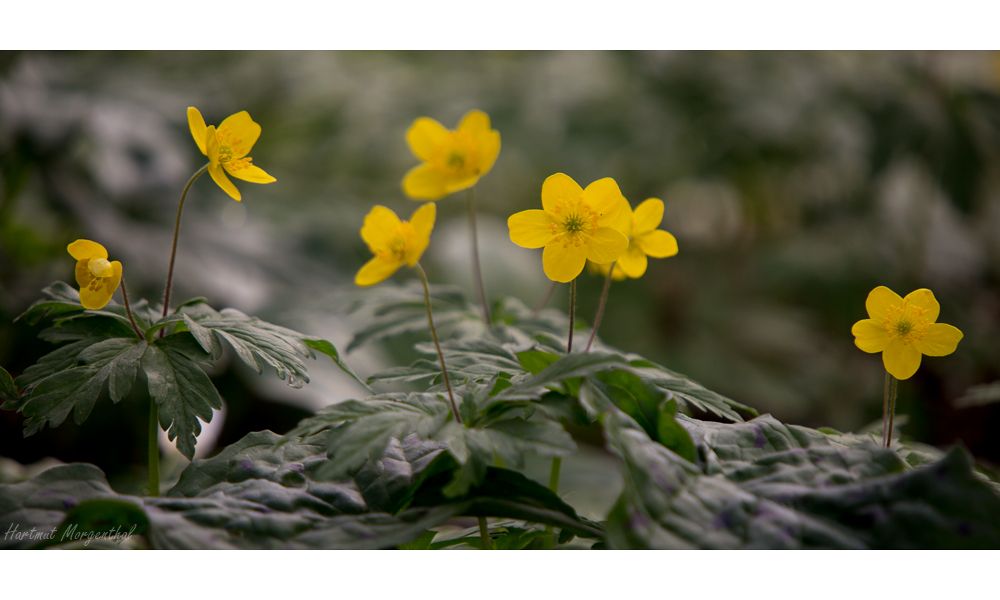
[{"x1": 3, "y1": 51, "x2": 1000, "y2": 487}]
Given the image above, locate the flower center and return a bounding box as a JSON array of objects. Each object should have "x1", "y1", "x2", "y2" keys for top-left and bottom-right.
[
  {"x1": 376, "y1": 223, "x2": 416, "y2": 262},
  {"x1": 547, "y1": 195, "x2": 600, "y2": 248},
  {"x1": 215, "y1": 126, "x2": 254, "y2": 172},
  {"x1": 88, "y1": 257, "x2": 113, "y2": 278},
  {"x1": 884, "y1": 303, "x2": 930, "y2": 345},
  {"x1": 436, "y1": 132, "x2": 480, "y2": 176}
]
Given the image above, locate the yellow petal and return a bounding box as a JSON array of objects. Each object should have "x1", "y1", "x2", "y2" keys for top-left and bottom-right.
[
  {"x1": 80, "y1": 261, "x2": 122, "y2": 310},
  {"x1": 68, "y1": 239, "x2": 107, "y2": 261},
  {"x1": 606, "y1": 198, "x2": 633, "y2": 237},
  {"x1": 883, "y1": 338, "x2": 921, "y2": 380},
  {"x1": 217, "y1": 111, "x2": 261, "y2": 159},
  {"x1": 852, "y1": 319, "x2": 890, "y2": 353},
  {"x1": 409, "y1": 202, "x2": 437, "y2": 242},
  {"x1": 541, "y1": 173, "x2": 584, "y2": 213},
  {"x1": 403, "y1": 163, "x2": 449, "y2": 200},
  {"x1": 458, "y1": 110, "x2": 491, "y2": 136},
  {"x1": 913, "y1": 323, "x2": 963, "y2": 357},
  {"x1": 542, "y1": 241, "x2": 587, "y2": 283},
  {"x1": 585, "y1": 227, "x2": 629, "y2": 264},
  {"x1": 88, "y1": 256, "x2": 114, "y2": 278},
  {"x1": 360, "y1": 205, "x2": 403, "y2": 251},
  {"x1": 407, "y1": 117, "x2": 449, "y2": 163},
  {"x1": 208, "y1": 162, "x2": 241, "y2": 201},
  {"x1": 76, "y1": 258, "x2": 95, "y2": 291},
  {"x1": 355, "y1": 256, "x2": 403, "y2": 287},
  {"x1": 224, "y1": 162, "x2": 276, "y2": 184},
  {"x1": 903, "y1": 288, "x2": 940, "y2": 324},
  {"x1": 865, "y1": 286, "x2": 902, "y2": 321},
  {"x1": 508, "y1": 210, "x2": 554, "y2": 249},
  {"x1": 472, "y1": 131, "x2": 500, "y2": 178},
  {"x1": 206, "y1": 125, "x2": 221, "y2": 167},
  {"x1": 638, "y1": 229, "x2": 678, "y2": 258},
  {"x1": 583, "y1": 178, "x2": 625, "y2": 227},
  {"x1": 187, "y1": 107, "x2": 208, "y2": 156},
  {"x1": 442, "y1": 173, "x2": 481, "y2": 195},
  {"x1": 616, "y1": 244, "x2": 648, "y2": 279},
  {"x1": 633, "y1": 198, "x2": 664, "y2": 235},
  {"x1": 405, "y1": 203, "x2": 436, "y2": 266}
]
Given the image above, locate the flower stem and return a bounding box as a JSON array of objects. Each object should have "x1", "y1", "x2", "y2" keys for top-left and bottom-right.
[
  {"x1": 883, "y1": 372, "x2": 898, "y2": 449},
  {"x1": 533, "y1": 280, "x2": 558, "y2": 316},
  {"x1": 585, "y1": 262, "x2": 616, "y2": 352},
  {"x1": 465, "y1": 187, "x2": 490, "y2": 325},
  {"x1": 544, "y1": 456, "x2": 563, "y2": 549},
  {"x1": 567, "y1": 279, "x2": 577, "y2": 353},
  {"x1": 478, "y1": 516, "x2": 491, "y2": 550},
  {"x1": 416, "y1": 263, "x2": 460, "y2": 425},
  {"x1": 148, "y1": 395, "x2": 159, "y2": 497},
  {"x1": 120, "y1": 275, "x2": 144, "y2": 339},
  {"x1": 160, "y1": 164, "x2": 209, "y2": 335}
]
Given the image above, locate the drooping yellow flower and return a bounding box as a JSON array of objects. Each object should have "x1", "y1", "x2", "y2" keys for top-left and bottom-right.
[
  {"x1": 852, "y1": 286, "x2": 963, "y2": 380},
  {"x1": 356, "y1": 203, "x2": 436, "y2": 287},
  {"x1": 187, "y1": 107, "x2": 276, "y2": 201},
  {"x1": 402, "y1": 110, "x2": 500, "y2": 200},
  {"x1": 588, "y1": 197, "x2": 678, "y2": 280},
  {"x1": 67, "y1": 239, "x2": 122, "y2": 310},
  {"x1": 508, "y1": 174, "x2": 629, "y2": 283}
]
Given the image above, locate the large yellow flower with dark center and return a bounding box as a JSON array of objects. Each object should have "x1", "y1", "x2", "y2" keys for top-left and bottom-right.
[
  {"x1": 356, "y1": 203, "x2": 436, "y2": 286},
  {"x1": 852, "y1": 286, "x2": 963, "y2": 380},
  {"x1": 402, "y1": 110, "x2": 500, "y2": 200},
  {"x1": 67, "y1": 239, "x2": 122, "y2": 310},
  {"x1": 188, "y1": 107, "x2": 276, "y2": 201},
  {"x1": 589, "y1": 197, "x2": 678, "y2": 280},
  {"x1": 508, "y1": 174, "x2": 629, "y2": 283}
]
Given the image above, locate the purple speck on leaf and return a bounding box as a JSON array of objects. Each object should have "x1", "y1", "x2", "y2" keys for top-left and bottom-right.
[
  {"x1": 754, "y1": 426, "x2": 766, "y2": 449},
  {"x1": 62, "y1": 497, "x2": 78, "y2": 510},
  {"x1": 239, "y1": 459, "x2": 253, "y2": 470},
  {"x1": 289, "y1": 463, "x2": 304, "y2": 473}
]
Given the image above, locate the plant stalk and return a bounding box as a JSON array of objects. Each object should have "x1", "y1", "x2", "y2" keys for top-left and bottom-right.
[
  {"x1": 883, "y1": 372, "x2": 898, "y2": 449},
  {"x1": 478, "y1": 516, "x2": 491, "y2": 550},
  {"x1": 567, "y1": 279, "x2": 577, "y2": 353},
  {"x1": 160, "y1": 164, "x2": 209, "y2": 334},
  {"x1": 533, "y1": 280, "x2": 558, "y2": 316},
  {"x1": 544, "y1": 456, "x2": 563, "y2": 549},
  {"x1": 465, "y1": 187, "x2": 490, "y2": 325},
  {"x1": 585, "y1": 262, "x2": 616, "y2": 352},
  {"x1": 148, "y1": 395, "x2": 160, "y2": 497},
  {"x1": 120, "y1": 275, "x2": 144, "y2": 339},
  {"x1": 416, "y1": 263, "x2": 460, "y2": 424}
]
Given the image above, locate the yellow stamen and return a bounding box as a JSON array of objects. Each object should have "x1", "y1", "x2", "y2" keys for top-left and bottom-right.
[
  {"x1": 546, "y1": 195, "x2": 600, "y2": 248},
  {"x1": 884, "y1": 303, "x2": 930, "y2": 345}
]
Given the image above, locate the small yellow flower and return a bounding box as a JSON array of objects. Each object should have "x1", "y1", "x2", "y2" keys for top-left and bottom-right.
[
  {"x1": 356, "y1": 203, "x2": 436, "y2": 287},
  {"x1": 588, "y1": 197, "x2": 678, "y2": 280},
  {"x1": 67, "y1": 239, "x2": 122, "y2": 310},
  {"x1": 508, "y1": 173, "x2": 629, "y2": 283},
  {"x1": 187, "y1": 107, "x2": 276, "y2": 201},
  {"x1": 402, "y1": 110, "x2": 500, "y2": 200},
  {"x1": 852, "y1": 286, "x2": 963, "y2": 380}
]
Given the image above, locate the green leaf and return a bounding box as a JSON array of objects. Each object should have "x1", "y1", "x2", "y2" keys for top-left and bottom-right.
[
  {"x1": 302, "y1": 338, "x2": 374, "y2": 394},
  {"x1": 499, "y1": 352, "x2": 631, "y2": 399},
  {"x1": 605, "y1": 412, "x2": 1000, "y2": 549},
  {"x1": 594, "y1": 369, "x2": 666, "y2": 439},
  {"x1": 14, "y1": 281, "x2": 86, "y2": 325},
  {"x1": 18, "y1": 338, "x2": 147, "y2": 436},
  {"x1": 516, "y1": 350, "x2": 561, "y2": 375},
  {"x1": 657, "y1": 403, "x2": 697, "y2": 464},
  {"x1": 0, "y1": 365, "x2": 19, "y2": 406},
  {"x1": 142, "y1": 333, "x2": 222, "y2": 460},
  {"x1": 630, "y1": 359, "x2": 757, "y2": 422},
  {"x1": 37, "y1": 499, "x2": 149, "y2": 549}
]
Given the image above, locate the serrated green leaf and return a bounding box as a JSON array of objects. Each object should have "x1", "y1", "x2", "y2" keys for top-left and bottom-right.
[
  {"x1": 143, "y1": 333, "x2": 222, "y2": 460},
  {"x1": 657, "y1": 408, "x2": 697, "y2": 464},
  {"x1": 14, "y1": 281, "x2": 85, "y2": 325},
  {"x1": 0, "y1": 365, "x2": 19, "y2": 406},
  {"x1": 499, "y1": 352, "x2": 631, "y2": 399},
  {"x1": 182, "y1": 314, "x2": 223, "y2": 360},
  {"x1": 594, "y1": 369, "x2": 666, "y2": 439},
  {"x1": 13, "y1": 339, "x2": 99, "y2": 397},
  {"x1": 19, "y1": 338, "x2": 147, "y2": 436},
  {"x1": 302, "y1": 338, "x2": 374, "y2": 394},
  {"x1": 36, "y1": 499, "x2": 149, "y2": 549}
]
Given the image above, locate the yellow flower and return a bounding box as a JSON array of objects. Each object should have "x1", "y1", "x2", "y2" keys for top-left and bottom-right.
[
  {"x1": 356, "y1": 203, "x2": 436, "y2": 287},
  {"x1": 588, "y1": 197, "x2": 678, "y2": 280},
  {"x1": 402, "y1": 110, "x2": 500, "y2": 200},
  {"x1": 67, "y1": 239, "x2": 122, "y2": 310},
  {"x1": 852, "y1": 286, "x2": 963, "y2": 380},
  {"x1": 508, "y1": 173, "x2": 629, "y2": 283},
  {"x1": 187, "y1": 107, "x2": 276, "y2": 201}
]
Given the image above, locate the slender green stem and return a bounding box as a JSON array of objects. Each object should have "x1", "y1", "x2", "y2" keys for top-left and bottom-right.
[
  {"x1": 465, "y1": 187, "x2": 490, "y2": 325},
  {"x1": 533, "y1": 280, "x2": 558, "y2": 316},
  {"x1": 884, "y1": 372, "x2": 898, "y2": 449},
  {"x1": 567, "y1": 279, "x2": 577, "y2": 353},
  {"x1": 161, "y1": 164, "x2": 209, "y2": 334},
  {"x1": 148, "y1": 395, "x2": 159, "y2": 497},
  {"x1": 119, "y1": 275, "x2": 144, "y2": 339},
  {"x1": 478, "y1": 516, "x2": 491, "y2": 550},
  {"x1": 544, "y1": 456, "x2": 563, "y2": 549},
  {"x1": 585, "y1": 262, "x2": 616, "y2": 352},
  {"x1": 416, "y1": 263, "x2": 460, "y2": 424}
]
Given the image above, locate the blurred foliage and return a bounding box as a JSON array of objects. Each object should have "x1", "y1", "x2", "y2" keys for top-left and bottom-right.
[{"x1": 3, "y1": 50, "x2": 1000, "y2": 480}]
